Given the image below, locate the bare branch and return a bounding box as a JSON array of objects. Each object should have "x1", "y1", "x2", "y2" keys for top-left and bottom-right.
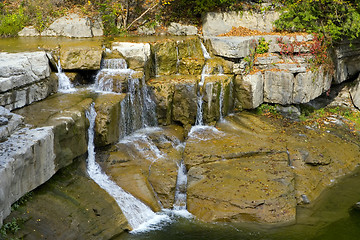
[{"x1": 126, "y1": 2, "x2": 159, "y2": 30}]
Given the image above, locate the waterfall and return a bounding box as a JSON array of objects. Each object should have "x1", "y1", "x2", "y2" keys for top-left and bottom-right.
[
  {"x1": 200, "y1": 41, "x2": 211, "y2": 60},
  {"x1": 219, "y1": 84, "x2": 224, "y2": 121},
  {"x1": 55, "y1": 60, "x2": 75, "y2": 93},
  {"x1": 85, "y1": 103, "x2": 168, "y2": 232},
  {"x1": 173, "y1": 161, "x2": 188, "y2": 210},
  {"x1": 195, "y1": 65, "x2": 210, "y2": 126}
]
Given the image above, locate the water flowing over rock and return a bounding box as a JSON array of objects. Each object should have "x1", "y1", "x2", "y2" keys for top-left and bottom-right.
[
  {"x1": 173, "y1": 161, "x2": 188, "y2": 210},
  {"x1": 0, "y1": 51, "x2": 56, "y2": 110},
  {"x1": 55, "y1": 60, "x2": 76, "y2": 92},
  {"x1": 86, "y1": 103, "x2": 167, "y2": 231}
]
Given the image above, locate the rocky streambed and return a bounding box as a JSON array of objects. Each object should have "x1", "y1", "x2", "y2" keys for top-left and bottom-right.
[{"x1": 1, "y1": 32, "x2": 360, "y2": 239}]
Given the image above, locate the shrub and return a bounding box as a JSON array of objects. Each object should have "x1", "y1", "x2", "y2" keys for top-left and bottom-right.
[{"x1": 0, "y1": 6, "x2": 28, "y2": 37}]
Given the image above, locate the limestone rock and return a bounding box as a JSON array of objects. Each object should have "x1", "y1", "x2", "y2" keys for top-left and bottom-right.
[
  {"x1": 60, "y1": 46, "x2": 102, "y2": 70},
  {"x1": 0, "y1": 107, "x2": 23, "y2": 141},
  {"x1": 167, "y1": 22, "x2": 198, "y2": 36},
  {"x1": 172, "y1": 77, "x2": 199, "y2": 126},
  {"x1": 202, "y1": 75, "x2": 234, "y2": 123},
  {"x1": 0, "y1": 52, "x2": 55, "y2": 110},
  {"x1": 0, "y1": 127, "x2": 55, "y2": 225},
  {"x1": 18, "y1": 26, "x2": 40, "y2": 37},
  {"x1": 207, "y1": 36, "x2": 256, "y2": 59},
  {"x1": 14, "y1": 92, "x2": 93, "y2": 170},
  {"x1": 153, "y1": 40, "x2": 178, "y2": 75},
  {"x1": 112, "y1": 42, "x2": 151, "y2": 71},
  {"x1": 94, "y1": 93, "x2": 127, "y2": 147},
  {"x1": 202, "y1": 11, "x2": 280, "y2": 36},
  {"x1": 349, "y1": 74, "x2": 360, "y2": 109},
  {"x1": 99, "y1": 126, "x2": 184, "y2": 210},
  {"x1": 333, "y1": 40, "x2": 360, "y2": 84},
  {"x1": 204, "y1": 57, "x2": 234, "y2": 75},
  {"x1": 264, "y1": 71, "x2": 294, "y2": 105},
  {"x1": 137, "y1": 25, "x2": 156, "y2": 35},
  {"x1": 41, "y1": 13, "x2": 103, "y2": 38},
  {"x1": 4, "y1": 159, "x2": 130, "y2": 239},
  {"x1": 234, "y1": 72, "x2": 263, "y2": 109}
]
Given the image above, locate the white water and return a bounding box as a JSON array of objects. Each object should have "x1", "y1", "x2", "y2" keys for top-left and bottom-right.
[
  {"x1": 55, "y1": 60, "x2": 76, "y2": 93},
  {"x1": 200, "y1": 41, "x2": 211, "y2": 60},
  {"x1": 85, "y1": 104, "x2": 169, "y2": 232},
  {"x1": 173, "y1": 161, "x2": 188, "y2": 210},
  {"x1": 219, "y1": 84, "x2": 224, "y2": 121}
]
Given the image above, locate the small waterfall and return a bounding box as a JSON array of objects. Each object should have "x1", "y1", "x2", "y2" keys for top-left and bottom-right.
[
  {"x1": 219, "y1": 84, "x2": 224, "y2": 121},
  {"x1": 200, "y1": 41, "x2": 211, "y2": 60},
  {"x1": 173, "y1": 161, "x2": 188, "y2": 210},
  {"x1": 55, "y1": 60, "x2": 75, "y2": 93},
  {"x1": 195, "y1": 65, "x2": 210, "y2": 126},
  {"x1": 85, "y1": 104, "x2": 168, "y2": 232},
  {"x1": 101, "y1": 58, "x2": 127, "y2": 69}
]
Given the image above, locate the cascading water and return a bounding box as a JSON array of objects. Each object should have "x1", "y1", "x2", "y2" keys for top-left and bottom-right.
[
  {"x1": 200, "y1": 41, "x2": 211, "y2": 60},
  {"x1": 56, "y1": 60, "x2": 75, "y2": 92},
  {"x1": 85, "y1": 103, "x2": 168, "y2": 232},
  {"x1": 219, "y1": 84, "x2": 224, "y2": 121},
  {"x1": 173, "y1": 161, "x2": 188, "y2": 210}
]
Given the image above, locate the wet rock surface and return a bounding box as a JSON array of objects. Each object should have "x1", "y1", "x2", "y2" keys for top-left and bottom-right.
[
  {"x1": 184, "y1": 112, "x2": 360, "y2": 223},
  {"x1": 5, "y1": 158, "x2": 130, "y2": 240},
  {"x1": 98, "y1": 126, "x2": 184, "y2": 210}
]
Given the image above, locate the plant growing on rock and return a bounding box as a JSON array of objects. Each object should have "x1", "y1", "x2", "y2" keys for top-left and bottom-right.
[{"x1": 256, "y1": 37, "x2": 270, "y2": 54}]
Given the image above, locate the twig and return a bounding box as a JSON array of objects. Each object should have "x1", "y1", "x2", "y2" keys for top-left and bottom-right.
[{"x1": 126, "y1": 2, "x2": 159, "y2": 30}]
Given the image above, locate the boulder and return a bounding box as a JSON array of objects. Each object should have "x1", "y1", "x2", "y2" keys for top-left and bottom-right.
[
  {"x1": 59, "y1": 45, "x2": 102, "y2": 70},
  {"x1": 0, "y1": 127, "x2": 55, "y2": 225},
  {"x1": 234, "y1": 72, "x2": 264, "y2": 109},
  {"x1": 99, "y1": 126, "x2": 184, "y2": 210},
  {"x1": 203, "y1": 57, "x2": 234, "y2": 75},
  {"x1": 350, "y1": 74, "x2": 360, "y2": 109},
  {"x1": 167, "y1": 22, "x2": 198, "y2": 36},
  {"x1": 0, "y1": 51, "x2": 55, "y2": 110},
  {"x1": 112, "y1": 42, "x2": 151, "y2": 71},
  {"x1": 14, "y1": 92, "x2": 93, "y2": 170},
  {"x1": 207, "y1": 36, "x2": 256, "y2": 59},
  {"x1": 153, "y1": 40, "x2": 178, "y2": 75},
  {"x1": 264, "y1": 70, "x2": 294, "y2": 105},
  {"x1": 0, "y1": 107, "x2": 23, "y2": 141},
  {"x1": 4, "y1": 159, "x2": 130, "y2": 239},
  {"x1": 202, "y1": 11, "x2": 280, "y2": 36},
  {"x1": 94, "y1": 93, "x2": 127, "y2": 147},
  {"x1": 18, "y1": 26, "x2": 40, "y2": 37},
  {"x1": 202, "y1": 75, "x2": 234, "y2": 123},
  {"x1": 333, "y1": 40, "x2": 360, "y2": 84},
  {"x1": 41, "y1": 13, "x2": 103, "y2": 37},
  {"x1": 137, "y1": 25, "x2": 156, "y2": 35}
]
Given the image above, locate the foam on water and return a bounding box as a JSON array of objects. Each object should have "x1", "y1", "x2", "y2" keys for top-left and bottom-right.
[{"x1": 56, "y1": 60, "x2": 76, "y2": 93}]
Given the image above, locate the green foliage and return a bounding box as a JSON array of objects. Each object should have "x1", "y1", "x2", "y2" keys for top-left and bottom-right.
[
  {"x1": 257, "y1": 104, "x2": 278, "y2": 115},
  {"x1": 256, "y1": 37, "x2": 270, "y2": 54},
  {"x1": 275, "y1": 0, "x2": 360, "y2": 43},
  {"x1": 163, "y1": 0, "x2": 238, "y2": 20},
  {"x1": 0, "y1": 6, "x2": 28, "y2": 37},
  {"x1": 0, "y1": 218, "x2": 22, "y2": 239},
  {"x1": 98, "y1": 1, "x2": 124, "y2": 36},
  {"x1": 243, "y1": 47, "x2": 256, "y2": 74},
  {"x1": 11, "y1": 192, "x2": 32, "y2": 212}
]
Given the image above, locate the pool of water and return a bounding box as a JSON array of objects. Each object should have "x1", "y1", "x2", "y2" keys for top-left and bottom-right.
[{"x1": 117, "y1": 166, "x2": 360, "y2": 240}]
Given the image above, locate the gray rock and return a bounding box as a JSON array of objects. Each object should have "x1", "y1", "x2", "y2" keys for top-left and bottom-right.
[
  {"x1": 91, "y1": 17, "x2": 104, "y2": 37},
  {"x1": 350, "y1": 74, "x2": 360, "y2": 109},
  {"x1": 202, "y1": 11, "x2": 280, "y2": 36},
  {"x1": 0, "y1": 107, "x2": 23, "y2": 141},
  {"x1": 0, "y1": 52, "x2": 55, "y2": 111},
  {"x1": 137, "y1": 25, "x2": 156, "y2": 35},
  {"x1": 293, "y1": 68, "x2": 331, "y2": 104},
  {"x1": 276, "y1": 105, "x2": 301, "y2": 120},
  {"x1": 112, "y1": 42, "x2": 151, "y2": 70},
  {"x1": 332, "y1": 41, "x2": 360, "y2": 83},
  {"x1": 264, "y1": 71, "x2": 294, "y2": 105},
  {"x1": 18, "y1": 26, "x2": 40, "y2": 37},
  {"x1": 0, "y1": 127, "x2": 55, "y2": 225},
  {"x1": 41, "y1": 13, "x2": 103, "y2": 38},
  {"x1": 167, "y1": 22, "x2": 198, "y2": 36},
  {"x1": 234, "y1": 72, "x2": 264, "y2": 109},
  {"x1": 207, "y1": 36, "x2": 256, "y2": 59}
]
